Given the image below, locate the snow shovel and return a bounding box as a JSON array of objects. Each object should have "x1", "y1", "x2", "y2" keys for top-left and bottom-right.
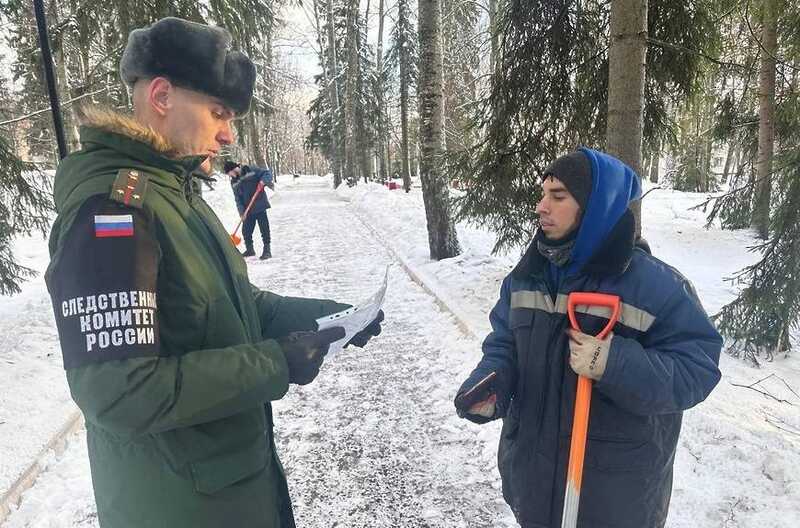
[
  {"x1": 561, "y1": 292, "x2": 620, "y2": 528},
  {"x1": 230, "y1": 180, "x2": 265, "y2": 246}
]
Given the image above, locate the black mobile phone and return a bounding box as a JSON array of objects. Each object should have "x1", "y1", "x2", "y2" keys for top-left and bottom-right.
[{"x1": 455, "y1": 371, "x2": 497, "y2": 411}]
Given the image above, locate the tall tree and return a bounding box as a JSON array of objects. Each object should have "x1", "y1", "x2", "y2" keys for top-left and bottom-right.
[
  {"x1": 606, "y1": 0, "x2": 647, "y2": 237},
  {"x1": 374, "y1": 0, "x2": 389, "y2": 182},
  {"x1": 703, "y1": 0, "x2": 799, "y2": 360},
  {"x1": 0, "y1": 49, "x2": 52, "y2": 294},
  {"x1": 441, "y1": 0, "x2": 480, "y2": 152},
  {"x1": 307, "y1": 0, "x2": 344, "y2": 185},
  {"x1": 386, "y1": 0, "x2": 417, "y2": 191},
  {"x1": 752, "y1": 0, "x2": 778, "y2": 239},
  {"x1": 307, "y1": 0, "x2": 377, "y2": 186},
  {"x1": 325, "y1": 0, "x2": 344, "y2": 185},
  {"x1": 418, "y1": 0, "x2": 461, "y2": 259},
  {"x1": 343, "y1": 0, "x2": 360, "y2": 183}
]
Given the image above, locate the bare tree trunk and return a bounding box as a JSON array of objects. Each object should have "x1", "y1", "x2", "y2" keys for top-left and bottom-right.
[
  {"x1": 375, "y1": 0, "x2": 388, "y2": 182},
  {"x1": 322, "y1": 0, "x2": 343, "y2": 187},
  {"x1": 722, "y1": 142, "x2": 739, "y2": 186},
  {"x1": 648, "y1": 137, "x2": 660, "y2": 183},
  {"x1": 418, "y1": 0, "x2": 461, "y2": 260},
  {"x1": 247, "y1": 110, "x2": 267, "y2": 166},
  {"x1": 488, "y1": 0, "x2": 499, "y2": 73},
  {"x1": 399, "y1": 0, "x2": 412, "y2": 192},
  {"x1": 695, "y1": 105, "x2": 707, "y2": 192},
  {"x1": 343, "y1": 0, "x2": 359, "y2": 184},
  {"x1": 51, "y1": 0, "x2": 80, "y2": 152},
  {"x1": 355, "y1": 6, "x2": 372, "y2": 183},
  {"x1": 752, "y1": 0, "x2": 777, "y2": 239},
  {"x1": 649, "y1": 154, "x2": 659, "y2": 183},
  {"x1": 605, "y1": 0, "x2": 647, "y2": 238}
]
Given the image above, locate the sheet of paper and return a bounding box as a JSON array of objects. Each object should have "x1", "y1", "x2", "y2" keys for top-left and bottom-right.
[{"x1": 316, "y1": 267, "x2": 388, "y2": 355}]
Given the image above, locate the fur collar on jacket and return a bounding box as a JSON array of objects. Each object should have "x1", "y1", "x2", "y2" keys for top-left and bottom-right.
[{"x1": 79, "y1": 106, "x2": 181, "y2": 158}]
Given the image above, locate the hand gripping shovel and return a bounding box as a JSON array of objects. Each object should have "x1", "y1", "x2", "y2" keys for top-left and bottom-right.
[
  {"x1": 230, "y1": 180, "x2": 265, "y2": 246},
  {"x1": 561, "y1": 292, "x2": 620, "y2": 528}
]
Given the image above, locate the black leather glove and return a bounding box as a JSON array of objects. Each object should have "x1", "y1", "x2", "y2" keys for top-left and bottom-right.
[
  {"x1": 345, "y1": 310, "x2": 384, "y2": 348},
  {"x1": 277, "y1": 327, "x2": 345, "y2": 385}
]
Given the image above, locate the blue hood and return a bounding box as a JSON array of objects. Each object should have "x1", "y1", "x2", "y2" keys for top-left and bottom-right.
[{"x1": 566, "y1": 147, "x2": 641, "y2": 275}]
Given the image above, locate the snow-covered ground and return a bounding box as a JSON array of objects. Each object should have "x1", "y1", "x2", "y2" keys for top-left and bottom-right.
[
  {"x1": 0, "y1": 214, "x2": 75, "y2": 497},
  {"x1": 1, "y1": 175, "x2": 798, "y2": 527}
]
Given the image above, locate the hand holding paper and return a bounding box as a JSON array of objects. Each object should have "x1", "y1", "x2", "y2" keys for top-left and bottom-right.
[{"x1": 316, "y1": 267, "x2": 388, "y2": 355}]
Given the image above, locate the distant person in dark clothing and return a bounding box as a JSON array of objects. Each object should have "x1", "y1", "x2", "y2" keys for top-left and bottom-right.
[{"x1": 225, "y1": 162, "x2": 272, "y2": 259}]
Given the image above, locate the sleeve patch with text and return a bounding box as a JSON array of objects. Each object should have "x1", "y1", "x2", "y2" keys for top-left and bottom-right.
[{"x1": 48, "y1": 195, "x2": 161, "y2": 369}]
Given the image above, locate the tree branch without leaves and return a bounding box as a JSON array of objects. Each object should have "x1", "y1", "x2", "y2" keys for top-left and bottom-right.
[
  {"x1": 0, "y1": 88, "x2": 108, "y2": 127},
  {"x1": 730, "y1": 373, "x2": 796, "y2": 405}
]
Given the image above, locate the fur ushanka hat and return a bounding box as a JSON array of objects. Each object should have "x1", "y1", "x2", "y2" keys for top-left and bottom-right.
[{"x1": 120, "y1": 17, "x2": 256, "y2": 116}]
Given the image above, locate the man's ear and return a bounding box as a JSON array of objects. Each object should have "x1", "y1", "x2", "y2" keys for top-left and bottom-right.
[{"x1": 148, "y1": 77, "x2": 173, "y2": 116}]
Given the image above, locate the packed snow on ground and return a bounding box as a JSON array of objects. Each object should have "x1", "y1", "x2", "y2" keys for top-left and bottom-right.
[
  {"x1": 0, "y1": 208, "x2": 75, "y2": 498},
  {"x1": 1, "y1": 175, "x2": 798, "y2": 527}
]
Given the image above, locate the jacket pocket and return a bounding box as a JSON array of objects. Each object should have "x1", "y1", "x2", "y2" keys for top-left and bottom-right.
[
  {"x1": 509, "y1": 307, "x2": 534, "y2": 330},
  {"x1": 190, "y1": 441, "x2": 269, "y2": 495},
  {"x1": 588, "y1": 391, "x2": 654, "y2": 440},
  {"x1": 508, "y1": 308, "x2": 534, "y2": 399},
  {"x1": 586, "y1": 436, "x2": 658, "y2": 472}
]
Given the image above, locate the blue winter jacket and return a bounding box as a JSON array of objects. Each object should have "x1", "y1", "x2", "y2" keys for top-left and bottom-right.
[
  {"x1": 460, "y1": 148, "x2": 722, "y2": 528},
  {"x1": 231, "y1": 168, "x2": 271, "y2": 217}
]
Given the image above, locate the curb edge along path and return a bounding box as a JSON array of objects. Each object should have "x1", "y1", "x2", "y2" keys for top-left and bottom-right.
[
  {"x1": 349, "y1": 206, "x2": 481, "y2": 342},
  {"x1": 0, "y1": 410, "x2": 83, "y2": 524}
]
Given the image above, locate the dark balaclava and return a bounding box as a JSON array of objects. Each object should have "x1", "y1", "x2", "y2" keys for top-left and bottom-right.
[{"x1": 537, "y1": 150, "x2": 593, "y2": 267}]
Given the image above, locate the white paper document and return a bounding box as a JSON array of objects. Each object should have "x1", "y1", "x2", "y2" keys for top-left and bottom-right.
[{"x1": 316, "y1": 267, "x2": 389, "y2": 355}]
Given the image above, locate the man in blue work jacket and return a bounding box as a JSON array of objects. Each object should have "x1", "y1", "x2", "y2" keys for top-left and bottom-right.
[{"x1": 455, "y1": 148, "x2": 722, "y2": 528}]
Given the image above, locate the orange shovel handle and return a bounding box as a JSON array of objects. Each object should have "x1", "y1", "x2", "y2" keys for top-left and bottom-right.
[{"x1": 562, "y1": 292, "x2": 621, "y2": 527}]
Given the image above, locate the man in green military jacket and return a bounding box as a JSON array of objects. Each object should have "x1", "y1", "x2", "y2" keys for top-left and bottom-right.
[{"x1": 45, "y1": 17, "x2": 383, "y2": 528}]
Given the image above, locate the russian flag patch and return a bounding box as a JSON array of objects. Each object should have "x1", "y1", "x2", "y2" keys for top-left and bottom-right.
[{"x1": 94, "y1": 214, "x2": 134, "y2": 238}]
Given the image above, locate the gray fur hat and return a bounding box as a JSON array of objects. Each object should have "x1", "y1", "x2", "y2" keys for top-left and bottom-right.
[{"x1": 120, "y1": 17, "x2": 256, "y2": 116}]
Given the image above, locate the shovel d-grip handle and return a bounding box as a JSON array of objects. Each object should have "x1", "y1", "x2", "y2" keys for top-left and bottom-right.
[
  {"x1": 567, "y1": 292, "x2": 621, "y2": 339},
  {"x1": 561, "y1": 292, "x2": 621, "y2": 528}
]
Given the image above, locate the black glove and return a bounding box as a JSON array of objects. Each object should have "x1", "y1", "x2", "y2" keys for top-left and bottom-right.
[
  {"x1": 345, "y1": 310, "x2": 384, "y2": 348},
  {"x1": 277, "y1": 327, "x2": 345, "y2": 385}
]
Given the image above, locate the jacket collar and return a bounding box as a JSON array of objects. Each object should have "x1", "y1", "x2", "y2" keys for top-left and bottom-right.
[{"x1": 512, "y1": 209, "x2": 638, "y2": 280}]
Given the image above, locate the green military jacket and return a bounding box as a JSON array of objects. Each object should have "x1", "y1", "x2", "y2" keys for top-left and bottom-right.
[{"x1": 45, "y1": 108, "x2": 345, "y2": 527}]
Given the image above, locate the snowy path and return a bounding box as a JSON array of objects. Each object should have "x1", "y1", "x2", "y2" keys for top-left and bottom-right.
[
  {"x1": 2, "y1": 178, "x2": 515, "y2": 527},
  {"x1": 0, "y1": 223, "x2": 75, "y2": 498}
]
